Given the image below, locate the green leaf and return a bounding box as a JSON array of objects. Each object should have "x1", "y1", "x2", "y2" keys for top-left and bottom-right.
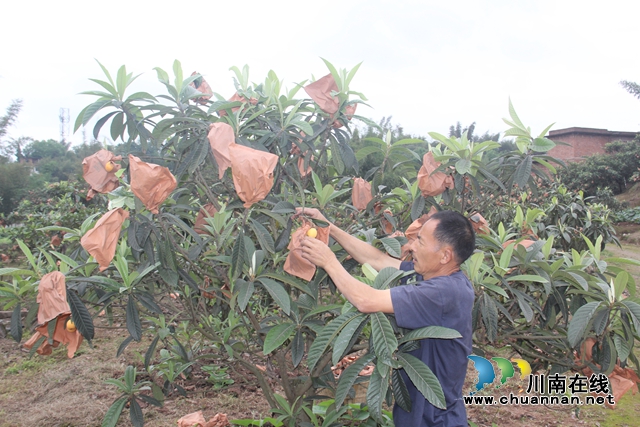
[
  {"x1": 398, "y1": 326, "x2": 461, "y2": 344},
  {"x1": 231, "y1": 229, "x2": 245, "y2": 279},
  {"x1": 379, "y1": 237, "x2": 401, "y2": 258},
  {"x1": 129, "y1": 398, "x2": 144, "y2": 427},
  {"x1": 10, "y1": 303, "x2": 22, "y2": 342},
  {"x1": 567, "y1": 301, "x2": 602, "y2": 347},
  {"x1": 507, "y1": 98, "x2": 526, "y2": 130},
  {"x1": 372, "y1": 267, "x2": 404, "y2": 290},
  {"x1": 261, "y1": 272, "x2": 312, "y2": 296},
  {"x1": 513, "y1": 155, "x2": 533, "y2": 188},
  {"x1": 331, "y1": 139, "x2": 345, "y2": 174},
  {"x1": 236, "y1": 279, "x2": 255, "y2": 312},
  {"x1": 126, "y1": 295, "x2": 142, "y2": 342},
  {"x1": 116, "y1": 336, "x2": 134, "y2": 357},
  {"x1": 396, "y1": 352, "x2": 446, "y2": 409},
  {"x1": 356, "y1": 145, "x2": 382, "y2": 161},
  {"x1": 411, "y1": 195, "x2": 425, "y2": 221},
  {"x1": 621, "y1": 300, "x2": 640, "y2": 332},
  {"x1": 307, "y1": 311, "x2": 361, "y2": 373},
  {"x1": 257, "y1": 278, "x2": 291, "y2": 315},
  {"x1": 531, "y1": 137, "x2": 556, "y2": 152},
  {"x1": 391, "y1": 368, "x2": 412, "y2": 413},
  {"x1": 614, "y1": 271, "x2": 629, "y2": 302},
  {"x1": 250, "y1": 219, "x2": 275, "y2": 254},
  {"x1": 291, "y1": 330, "x2": 305, "y2": 368},
  {"x1": 365, "y1": 367, "x2": 389, "y2": 422},
  {"x1": 16, "y1": 239, "x2": 37, "y2": 273},
  {"x1": 0, "y1": 268, "x2": 35, "y2": 276},
  {"x1": 370, "y1": 312, "x2": 398, "y2": 363},
  {"x1": 271, "y1": 201, "x2": 296, "y2": 214},
  {"x1": 332, "y1": 314, "x2": 368, "y2": 365},
  {"x1": 481, "y1": 293, "x2": 498, "y2": 342},
  {"x1": 614, "y1": 333, "x2": 631, "y2": 363},
  {"x1": 67, "y1": 289, "x2": 95, "y2": 340},
  {"x1": 455, "y1": 158, "x2": 472, "y2": 175},
  {"x1": 144, "y1": 335, "x2": 160, "y2": 370},
  {"x1": 263, "y1": 323, "x2": 296, "y2": 354},
  {"x1": 47, "y1": 317, "x2": 58, "y2": 345},
  {"x1": 506, "y1": 275, "x2": 548, "y2": 283},
  {"x1": 101, "y1": 396, "x2": 127, "y2": 427},
  {"x1": 516, "y1": 293, "x2": 534, "y2": 323},
  {"x1": 334, "y1": 352, "x2": 374, "y2": 409}
]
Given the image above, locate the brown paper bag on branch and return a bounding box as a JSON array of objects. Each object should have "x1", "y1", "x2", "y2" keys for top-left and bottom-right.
[
  {"x1": 22, "y1": 272, "x2": 82, "y2": 358},
  {"x1": 129, "y1": 155, "x2": 177, "y2": 214},
  {"x1": 469, "y1": 212, "x2": 490, "y2": 235},
  {"x1": 194, "y1": 203, "x2": 218, "y2": 235},
  {"x1": 304, "y1": 74, "x2": 339, "y2": 115},
  {"x1": 332, "y1": 103, "x2": 358, "y2": 128},
  {"x1": 218, "y1": 92, "x2": 258, "y2": 116},
  {"x1": 208, "y1": 123, "x2": 236, "y2": 179},
  {"x1": 189, "y1": 72, "x2": 213, "y2": 104},
  {"x1": 352, "y1": 178, "x2": 373, "y2": 211},
  {"x1": 374, "y1": 202, "x2": 394, "y2": 234},
  {"x1": 284, "y1": 219, "x2": 330, "y2": 281},
  {"x1": 82, "y1": 149, "x2": 122, "y2": 199},
  {"x1": 229, "y1": 144, "x2": 279, "y2": 208},
  {"x1": 417, "y1": 152, "x2": 454, "y2": 197},
  {"x1": 401, "y1": 206, "x2": 438, "y2": 259},
  {"x1": 291, "y1": 144, "x2": 313, "y2": 177},
  {"x1": 81, "y1": 208, "x2": 130, "y2": 271}
]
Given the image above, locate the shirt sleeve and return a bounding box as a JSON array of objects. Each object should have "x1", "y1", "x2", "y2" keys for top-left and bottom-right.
[{"x1": 390, "y1": 280, "x2": 444, "y2": 330}]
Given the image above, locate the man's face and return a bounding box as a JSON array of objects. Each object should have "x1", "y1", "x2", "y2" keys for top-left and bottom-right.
[{"x1": 409, "y1": 219, "x2": 449, "y2": 278}]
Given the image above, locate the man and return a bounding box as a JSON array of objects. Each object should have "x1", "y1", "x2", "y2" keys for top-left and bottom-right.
[{"x1": 299, "y1": 208, "x2": 475, "y2": 426}]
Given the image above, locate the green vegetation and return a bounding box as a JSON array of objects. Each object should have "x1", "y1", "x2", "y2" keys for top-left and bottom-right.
[{"x1": 0, "y1": 60, "x2": 638, "y2": 426}]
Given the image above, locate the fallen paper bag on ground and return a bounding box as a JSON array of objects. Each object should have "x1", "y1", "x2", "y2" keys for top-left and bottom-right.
[
  {"x1": 82, "y1": 149, "x2": 122, "y2": 199},
  {"x1": 304, "y1": 73, "x2": 339, "y2": 115},
  {"x1": 417, "y1": 152, "x2": 454, "y2": 197},
  {"x1": 208, "y1": 122, "x2": 236, "y2": 178},
  {"x1": 129, "y1": 154, "x2": 177, "y2": 214},
  {"x1": 284, "y1": 219, "x2": 330, "y2": 281},
  {"x1": 352, "y1": 177, "x2": 372, "y2": 211},
  {"x1": 229, "y1": 144, "x2": 279, "y2": 208},
  {"x1": 81, "y1": 208, "x2": 130, "y2": 271},
  {"x1": 177, "y1": 411, "x2": 230, "y2": 427}
]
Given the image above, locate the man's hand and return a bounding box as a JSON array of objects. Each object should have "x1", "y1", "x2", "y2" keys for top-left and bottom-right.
[
  {"x1": 295, "y1": 207, "x2": 329, "y2": 224},
  {"x1": 300, "y1": 236, "x2": 337, "y2": 270}
]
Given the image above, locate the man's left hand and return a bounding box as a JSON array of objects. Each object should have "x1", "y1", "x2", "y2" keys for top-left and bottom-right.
[{"x1": 300, "y1": 236, "x2": 336, "y2": 269}]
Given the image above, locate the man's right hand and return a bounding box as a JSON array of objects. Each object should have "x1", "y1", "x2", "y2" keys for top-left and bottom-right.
[{"x1": 295, "y1": 207, "x2": 329, "y2": 224}]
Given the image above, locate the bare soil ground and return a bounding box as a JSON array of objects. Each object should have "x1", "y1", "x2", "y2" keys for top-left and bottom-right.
[{"x1": 0, "y1": 320, "x2": 271, "y2": 427}]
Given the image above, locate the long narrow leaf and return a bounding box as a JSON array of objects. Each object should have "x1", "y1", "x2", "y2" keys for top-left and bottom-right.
[
  {"x1": 126, "y1": 295, "x2": 142, "y2": 341},
  {"x1": 396, "y1": 352, "x2": 446, "y2": 409}
]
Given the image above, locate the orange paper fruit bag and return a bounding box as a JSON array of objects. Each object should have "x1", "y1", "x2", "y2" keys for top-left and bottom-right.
[
  {"x1": 81, "y1": 208, "x2": 130, "y2": 271},
  {"x1": 129, "y1": 154, "x2": 177, "y2": 214}
]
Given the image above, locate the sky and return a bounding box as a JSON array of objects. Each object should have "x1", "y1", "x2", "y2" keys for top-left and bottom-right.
[{"x1": 2, "y1": 0, "x2": 640, "y2": 148}]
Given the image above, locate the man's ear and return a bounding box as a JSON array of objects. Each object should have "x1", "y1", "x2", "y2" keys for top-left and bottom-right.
[{"x1": 440, "y1": 246, "x2": 457, "y2": 264}]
